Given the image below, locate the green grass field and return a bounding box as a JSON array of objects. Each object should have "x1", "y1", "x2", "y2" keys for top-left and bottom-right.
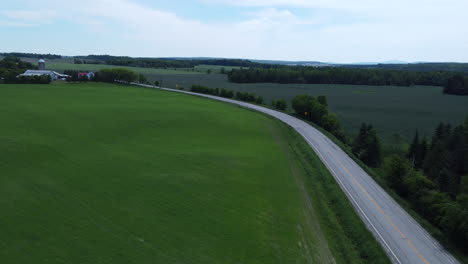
[{"x1": 0, "y1": 83, "x2": 389, "y2": 263}]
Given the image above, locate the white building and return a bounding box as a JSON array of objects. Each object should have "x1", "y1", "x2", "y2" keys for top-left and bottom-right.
[
  {"x1": 17, "y1": 59, "x2": 69, "y2": 80},
  {"x1": 18, "y1": 70, "x2": 69, "y2": 81}
]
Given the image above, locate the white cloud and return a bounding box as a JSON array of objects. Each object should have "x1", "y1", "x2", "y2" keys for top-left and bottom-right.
[
  {"x1": 2, "y1": 0, "x2": 468, "y2": 62},
  {"x1": 0, "y1": 10, "x2": 57, "y2": 25}
]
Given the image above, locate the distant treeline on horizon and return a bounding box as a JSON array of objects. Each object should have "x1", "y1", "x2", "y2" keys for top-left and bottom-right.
[
  {"x1": 2, "y1": 52, "x2": 468, "y2": 94},
  {"x1": 3, "y1": 52, "x2": 468, "y2": 72}
]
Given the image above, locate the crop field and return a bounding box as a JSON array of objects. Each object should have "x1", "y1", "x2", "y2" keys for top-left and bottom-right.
[
  {"x1": 47, "y1": 62, "x2": 201, "y2": 75},
  {"x1": 0, "y1": 83, "x2": 388, "y2": 263},
  {"x1": 143, "y1": 73, "x2": 468, "y2": 142},
  {"x1": 19, "y1": 56, "x2": 465, "y2": 142}
]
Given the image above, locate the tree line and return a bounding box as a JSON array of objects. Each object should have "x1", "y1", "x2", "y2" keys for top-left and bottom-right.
[
  {"x1": 292, "y1": 94, "x2": 346, "y2": 142},
  {"x1": 0, "y1": 56, "x2": 50, "y2": 84},
  {"x1": 443, "y1": 74, "x2": 468, "y2": 95},
  {"x1": 0, "y1": 52, "x2": 62, "y2": 59},
  {"x1": 64, "y1": 68, "x2": 140, "y2": 83},
  {"x1": 190, "y1": 85, "x2": 265, "y2": 104},
  {"x1": 227, "y1": 67, "x2": 468, "y2": 94},
  {"x1": 74, "y1": 55, "x2": 268, "y2": 69}
]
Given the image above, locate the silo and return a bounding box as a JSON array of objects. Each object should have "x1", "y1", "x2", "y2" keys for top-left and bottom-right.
[{"x1": 38, "y1": 59, "x2": 46, "y2": 70}]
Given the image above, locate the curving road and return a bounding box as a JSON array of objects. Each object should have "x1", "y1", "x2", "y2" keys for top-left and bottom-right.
[{"x1": 131, "y1": 82, "x2": 459, "y2": 264}]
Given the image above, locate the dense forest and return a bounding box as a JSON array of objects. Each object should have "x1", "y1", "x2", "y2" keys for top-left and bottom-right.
[
  {"x1": 388, "y1": 120, "x2": 468, "y2": 253},
  {"x1": 228, "y1": 67, "x2": 456, "y2": 86},
  {"x1": 228, "y1": 67, "x2": 468, "y2": 95}
]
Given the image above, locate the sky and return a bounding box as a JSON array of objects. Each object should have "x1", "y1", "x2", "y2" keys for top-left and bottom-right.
[{"x1": 1, "y1": 0, "x2": 468, "y2": 63}]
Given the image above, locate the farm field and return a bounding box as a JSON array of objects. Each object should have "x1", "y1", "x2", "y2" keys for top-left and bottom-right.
[
  {"x1": 144, "y1": 73, "x2": 468, "y2": 142},
  {"x1": 0, "y1": 83, "x2": 388, "y2": 264},
  {"x1": 47, "y1": 62, "x2": 201, "y2": 75},
  {"x1": 17, "y1": 56, "x2": 467, "y2": 142}
]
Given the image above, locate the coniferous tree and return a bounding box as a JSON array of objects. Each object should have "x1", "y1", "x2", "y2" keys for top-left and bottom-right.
[
  {"x1": 352, "y1": 123, "x2": 381, "y2": 167},
  {"x1": 408, "y1": 131, "x2": 420, "y2": 167}
]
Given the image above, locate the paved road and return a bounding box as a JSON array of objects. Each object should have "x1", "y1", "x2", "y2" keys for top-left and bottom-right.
[{"x1": 131, "y1": 82, "x2": 459, "y2": 264}]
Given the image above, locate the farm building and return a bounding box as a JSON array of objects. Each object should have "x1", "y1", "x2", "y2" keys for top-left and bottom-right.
[
  {"x1": 77, "y1": 72, "x2": 95, "y2": 80},
  {"x1": 17, "y1": 59, "x2": 69, "y2": 81},
  {"x1": 18, "y1": 70, "x2": 69, "y2": 81}
]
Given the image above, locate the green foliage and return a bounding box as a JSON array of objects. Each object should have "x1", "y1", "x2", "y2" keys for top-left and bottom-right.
[
  {"x1": 219, "y1": 88, "x2": 234, "y2": 98},
  {"x1": 73, "y1": 55, "x2": 265, "y2": 69},
  {"x1": 138, "y1": 73, "x2": 147, "y2": 84},
  {"x1": 383, "y1": 155, "x2": 411, "y2": 195},
  {"x1": 407, "y1": 131, "x2": 428, "y2": 169},
  {"x1": 235, "y1": 91, "x2": 259, "y2": 103},
  {"x1": 318, "y1": 95, "x2": 328, "y2": 107},
  {"x1": 95, "y1": 68, "x2": 138, "y2": 83},
  {"x1": 16, "y1": 74, "x2": 51, "y2": 84},
  {"x1": 190, "y1": 84, "x2": 219, "y2": 95},
  {"x1": 444, "y1": 74, "x2": 468, "y2": 95},
  {"x1": 292, "y1": 94, "x2": 345, "y2": 142},
  {"x1": 352, "y1": 123, "x2": 382, "y2": 167},
  {"x1": 255, "y1": 95, "x2": 263, "y2": 104},
  {"x1": 292, "y1": 95, "x2": 327, "y2": 125},
  {"x1": 272, "y1": 99, "x2": 287, "y2": 111},
  {"x1": 0, "y1": 56, "x2": 37, "y2": 84},
  {"x1": 385, "y1": 117, "x2": 468, "y2": 255},
  {"x1": 228, "y1": 66, "x2": 461, "y2": 87},
  {"x1": 0, "y1": 52, "x2": 61, "y2": 59}
]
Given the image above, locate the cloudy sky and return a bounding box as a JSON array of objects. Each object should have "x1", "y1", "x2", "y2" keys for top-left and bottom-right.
[{"x1": 1, "y1": 0, "x2": 467, "y2": 63}]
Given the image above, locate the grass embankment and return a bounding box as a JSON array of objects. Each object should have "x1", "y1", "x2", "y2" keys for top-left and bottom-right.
[{"x1": 0, "y1": 83, "x2": 389, "y2": 263}]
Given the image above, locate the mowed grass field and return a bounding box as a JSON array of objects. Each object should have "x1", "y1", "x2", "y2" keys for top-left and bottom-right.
[
  {"x1": 143, "y1": 73, "x2": 468, "y2": 142},
  {"x1": 0, "y1": 83, "x2": 389, "y2": 263}
]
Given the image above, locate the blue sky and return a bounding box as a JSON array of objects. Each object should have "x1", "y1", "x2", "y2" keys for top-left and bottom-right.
[{"x1": 1, "y1": 0, "x2": 468, "y2": 63}]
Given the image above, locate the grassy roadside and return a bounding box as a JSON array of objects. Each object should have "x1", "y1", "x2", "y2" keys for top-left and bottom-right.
[{"x1": 270, "y1": 118, "x2": 390, "y2": 264}]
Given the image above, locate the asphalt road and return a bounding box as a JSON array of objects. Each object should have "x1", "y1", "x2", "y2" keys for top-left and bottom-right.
[{"x1": 131, "y1": 82, "x2": 459, "y2": 264}]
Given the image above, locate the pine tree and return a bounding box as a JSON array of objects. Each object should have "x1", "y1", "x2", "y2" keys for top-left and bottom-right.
[{"x1": 408, "y1": 131, "x2": 420, "y2": 167}]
